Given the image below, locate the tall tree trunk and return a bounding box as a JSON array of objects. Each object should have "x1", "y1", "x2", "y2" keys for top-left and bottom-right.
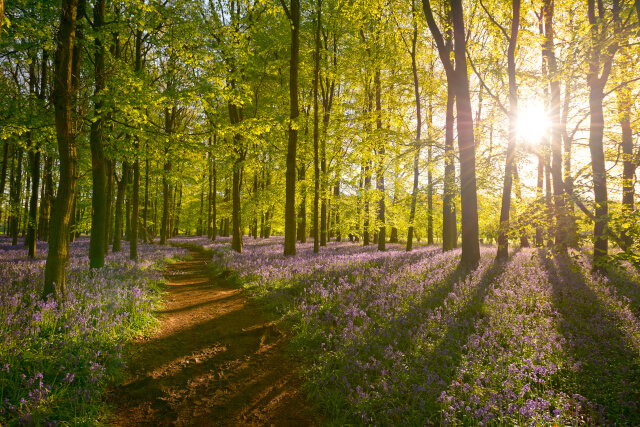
[
  {"x1": 297, "y1": 163, "x2": 307, "y2": 242},
  {"x1": 0, "y1": 142, "x2": 9, "y2": 225},
  {"x1": 105, "y1": 158, "x2": 114, "y2": 251},
  {"x1": 333, "y1": 181, "x2": 340, "y2": 241},
  {"x1": 363, "y1": 160, "x2": 371, "y2": 246},
  {"x1": 174, "y1": 184, "x2": 182, "y2": 236},
  {"x1": 283, "y1": 0, "x2": 300, "y2": 256},
  {"x1": 43, "y1": 0, "x2": 78, "y2": 300},
  {"x1": 113, "y1": 162, "x2": 129, "y2": 252},
  {"x1": 89, "y1": 0, "x2": 107, "y2": 268},
  {"x1": 618, "y1": 59, "x2": 634, "y2": 246},
  {"x1": 208, "y1": 140, "x2": 213, "y2": 238},
  {"x1": 212, "y1": 150, "x2": 217, "y2": 241},
  {"x1": 198, "y1": 178, "x2": 204, "y2": 236},
  {"x1": 450, "y1": 0, "x2": 480, "y2": 266},
  {"x1": 312, "y1": 1, "x2": 321, "y2": 253},
  {"x1": 443, "y1": 85, "x2": 455, "y2": 252},
  {"x1": 375, "y1": 68, "x2": 386, "y2": 251},
  {"x1": 27, "y1": 51, "x2": 45, "y2": 257},
  {"x1": 427, "y1": 92, "x2": 434, "y2": 245},
  {"x1": 11, "y1": 147, "x2": 24, "y2": 246},
  {"x1": 125, "y1": 185, "x2": 131, "y2": 240},
  {"x1": 130, "y1": 29, "x2": 142, "y2": 259},
  {"x1": 586, "y1": 0, "x2": 619, "y2": 273},
  {"x1": 231, "y1": 160, "x2": 242, "y2": 250},
  {"x1": 142, "y1": 152, "x2": 149, "y2": 242},
  {"x1": 130, "y1": 139, "x2": 140, "y2": 259},
  {"x1": 407, "y1": 12, "x2": 421, "y2": 252},
  {"x1": 42, "y1": 156, "x2": 53, "y2": 241},
  {"x1": 542, "y1": 0, "x2": 568, "y2": 252},
  {"x1": 160, "y1": 107, "x2": 174, "y2": 245},
  {"x1": 496, "y1": 0, "x2": 521, "y2": 260}
]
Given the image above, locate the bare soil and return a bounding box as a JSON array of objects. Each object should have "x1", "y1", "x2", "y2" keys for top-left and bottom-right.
[{"x1": 108, "y1": 249, "x2": 320, "y2": 426}]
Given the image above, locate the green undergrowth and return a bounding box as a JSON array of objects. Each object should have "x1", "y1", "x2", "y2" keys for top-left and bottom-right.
[{"x1": 0, "y1": 247, "x2": 186, "y2": 426}]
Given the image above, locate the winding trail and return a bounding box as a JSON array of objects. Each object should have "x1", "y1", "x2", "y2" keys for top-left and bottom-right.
[{"x1": 109, "y1": 248, "x2": 319, "y2": 426}]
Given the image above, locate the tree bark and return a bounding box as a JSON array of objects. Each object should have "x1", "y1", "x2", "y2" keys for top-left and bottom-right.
[
  {"x1": 43, "y1": 0, "x2": 78, "y2": 300},
  {"x1": 283, "y1": 0, "x2": 300, "y2": 256},
  {"x1": 407, "y1": 12, "x2": 421, "y2": 252},
  {"x1": 89, "y1": 0, "x2": 107, "y2": 268},
  {"x1": 312, "y1": 1, "x2": 321, "y2": 253},
  {"x1": 212, "y1": 148, "x2": 217, "y2": 241},
  {"x1": 586, "y1": 0, "x2": 619, "y2": 273},
  {"x1": 0, "y1": 142, "x2": 9, "y2": 226},
  {"x1": 113, "y1": 162, "x2": 129, "y2": 252},
  {"x1": 543, "y1": 0, "x2": 569, "y2": 252},
  {"x1": 449, "y1": 0, "x2": 480, "y2": 266},
  {"x1": 160, "y1": 107, "x2": 175, "y2": 245},
  {"x1": 375, "y1": 69, "x2": 385, "y2": 251},
  {"x1": 11, "y1": 147, "x2": 23, "y2": 246},
  {"x1": 105, "y1": 158, "x2": 114, "y2": 251},
  {"x1": 443, "y1": 85, "x2": 455, "y2": 252},
  {"x1": 496, "y1": 0, "x2": 521, "y2": 260}
]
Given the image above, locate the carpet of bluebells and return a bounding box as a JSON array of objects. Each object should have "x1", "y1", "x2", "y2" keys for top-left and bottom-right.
[
  {"x1": 177, "y1": 235, "x2": 640, "y2": 426},
  {"x1": 0, "y1": 236, "x2": 187, "y2": 426}
]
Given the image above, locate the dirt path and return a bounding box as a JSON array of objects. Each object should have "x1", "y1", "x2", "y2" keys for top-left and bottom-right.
[{"x1": 109, "y1": 249, "x2": 320, "y2": 426}]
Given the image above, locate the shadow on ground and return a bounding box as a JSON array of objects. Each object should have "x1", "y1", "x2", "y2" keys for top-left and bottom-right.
[{"x1": 108, "y1": 249, "x2": 321, "y2": 427}]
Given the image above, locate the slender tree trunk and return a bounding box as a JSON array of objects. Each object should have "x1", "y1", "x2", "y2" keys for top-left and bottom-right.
[
  {"x1": 297, "y1": 163, "x2": 307, "y2": 242},
  {"x1": 130, "y1": 139, "x2": 140, "y2": 259},
  {"x1": 212, "y1": 151, "x2": 217, "y2": 241},
  {"x1": 22, "y1": 175, "x2": 30, "y2": 239},
  {"x1": 105, "y1": 159, "x2": 114, "y2": 251},
  {"x1": 0, "y1": 142, "x2": 9, "y2": 225},
  {"x1": 375, "y1": 69, "x2": 386, "y2": 251},
  {"x1": 142, "y1": 153, "x2": 149, "y2": 242},
  {"x1": 231, "y1": 160, "x2": 242, "y2": 251},
  {"x1": 113, "y1": 162, "x2": 129, "y2": 252},
  {"x1": 407, "y1": 15, "x2": 421, "y2": 251},
  {"x1": 586, "y1": 0, "x2": 618, "y2": 273},
  {"x1": 443, "y1": 86, "x2": 455, "y2": 252},
  {"x1": 363, "y1": 160, "x2": 371, "y2": 246},
  {"x1": 450, "y1": 0, "x2": 480, "y2": 265},
  {"x1": 125, "y1": 186, "x2": 131, "y2": 240},
  {"x1": 543, "y1": 0, "x2": 568, "y2": 252},
  {"x1": 333, "y1": 181, "x2": 340, "y2": 241},
  {"x1": 174, "y1": 185, "x2": 182, "y2": 236},
  {"x1": 42, "y1": 156, "x2": 53, "y2": 241},
  {"x1": 536, "y1": 152, "x2": 544, "y2": 246},
  {"x1": 496, "y1": 0, "x2": 521, "y2": 260},
  {"x1": 427, "y1": 93, "x2": 434, "y2": 245},
  {"x1": 130, "y1": 29, "x2": 142, "y2": 259},
  {"x1": 89, "y1": 0, "x2": 107, "y2": 268},
  {"x1": 160, "y1": 107, "x2": 174, "y2": 245},
  {"x1": 312, "y1": 1, "x2": 321, "y2": 253},
  {"x1": 618, "y1": 62, "x2": 634, "y2": 246},
  {"x1": 43, "y1": 0, "x2": 78, "y2": 300},
  {"x1": 27, "y1": 52, "x2": 45, "y2": 257},
  {"x1": 283, "y1": 0, "x2": 300, "y2": 256},
  {"x1": 208, "y1": 141, "x2": 213, "y2": 238},
  {"x1": 198, "y1": 179, "x2": 204, "y2": 236},
  {"x1": 11, "y1": 148, "x2": 24, "y2": 246}
]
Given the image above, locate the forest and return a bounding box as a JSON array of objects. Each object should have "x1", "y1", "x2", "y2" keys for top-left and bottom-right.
[{"x1": 1, "y1": 0, "x2": 639, "y2": 424}]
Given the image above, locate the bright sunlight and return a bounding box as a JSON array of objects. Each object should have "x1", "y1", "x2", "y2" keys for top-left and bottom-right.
[{"x1": 517, "y1": 103, "x2": 549, "y2": 143}]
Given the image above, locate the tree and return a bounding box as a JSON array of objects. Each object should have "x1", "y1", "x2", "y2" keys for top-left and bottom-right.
[
  {"x1": 422, "y1": 0, "x2": 480, "y2": 266},
  {"x1": 281, "y1": 0, "x2": 301, "y2": 256},
  {"x1": 43, "y1": 0, "x2": 78, "y2": 300}
]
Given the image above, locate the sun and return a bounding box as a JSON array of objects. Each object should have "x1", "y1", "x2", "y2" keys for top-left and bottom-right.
[{"x1": 517, "y1": 104, "x2": 549, "y2": 143}]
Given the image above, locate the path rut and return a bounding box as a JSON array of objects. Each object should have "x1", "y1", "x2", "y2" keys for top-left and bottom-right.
[{"x1": 109, "y1": 249, "x2": 319, "y2": 426}]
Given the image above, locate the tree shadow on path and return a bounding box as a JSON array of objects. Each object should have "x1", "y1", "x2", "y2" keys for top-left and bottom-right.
[
  {"x1": 540, "y1": 250, "x2": 640, "y2": 425},
  {"x1": 108, "y1": 249, "x2": 321, "y2": 427}
]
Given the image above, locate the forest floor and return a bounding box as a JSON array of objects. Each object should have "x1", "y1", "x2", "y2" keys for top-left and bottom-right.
[{"x1": 108, "y1": 248, "x2": 320, "y2": 426}]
